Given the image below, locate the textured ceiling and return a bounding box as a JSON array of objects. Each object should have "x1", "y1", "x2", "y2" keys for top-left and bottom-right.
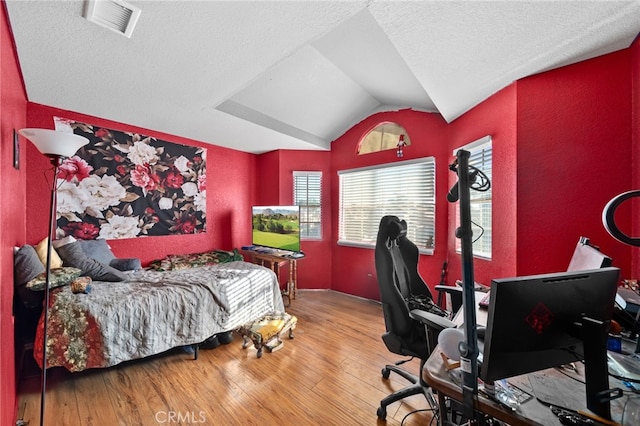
[{"x1": 6, "y1": 1, "x2": 640, "y2": 154}]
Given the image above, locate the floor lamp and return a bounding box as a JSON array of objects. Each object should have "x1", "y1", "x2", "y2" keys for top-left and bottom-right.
[{"x1": 18, "y1": 128, "x2": 88, "y2": 426}]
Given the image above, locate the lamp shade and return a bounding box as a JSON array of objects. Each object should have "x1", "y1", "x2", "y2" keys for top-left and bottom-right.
[{"x1": 19, "y1": 128, "x2": 88, "y2": 158}]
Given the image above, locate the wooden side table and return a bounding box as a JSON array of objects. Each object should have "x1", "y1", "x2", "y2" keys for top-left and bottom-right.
[{"x1": 243, "y1": 250, "x2": 303, "y2": 306}]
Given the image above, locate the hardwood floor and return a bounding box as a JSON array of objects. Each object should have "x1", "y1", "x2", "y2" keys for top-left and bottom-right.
[{"x1": 17, "y1": 290, "x2": 437, "y2": 425}]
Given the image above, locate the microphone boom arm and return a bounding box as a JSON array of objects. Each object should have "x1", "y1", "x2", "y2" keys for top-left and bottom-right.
[{"x1": 450, "y1": 149, "x2": 481, "y2": 420}]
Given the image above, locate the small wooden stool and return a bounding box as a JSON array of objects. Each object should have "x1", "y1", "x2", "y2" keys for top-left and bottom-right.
[{"x1": 237, "y1": 312, "x2": 297, "y2": 358}]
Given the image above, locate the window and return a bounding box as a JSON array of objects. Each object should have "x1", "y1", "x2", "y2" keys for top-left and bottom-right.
[
  {"x1": 293, "y1": 171, "x2": 322, "y2": 239},
  {"x1": 357, "y1": 122, "x2": 411, "y2": 154},
  {"x1": 454, "y1": 136, "x2": 492, "y2": 258},
  {"x1": 338, "y1": 158, "x2": 436, "y2": 254}
]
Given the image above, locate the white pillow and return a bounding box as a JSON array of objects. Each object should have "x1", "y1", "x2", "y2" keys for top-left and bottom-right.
[{"x1": 34, "y1": 237, "x2": 63, "y2": 269}]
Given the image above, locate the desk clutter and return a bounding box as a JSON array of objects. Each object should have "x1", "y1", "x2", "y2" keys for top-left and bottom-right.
[{"x1": 437, "y1": 351, "x2": 640, "y2": 425}]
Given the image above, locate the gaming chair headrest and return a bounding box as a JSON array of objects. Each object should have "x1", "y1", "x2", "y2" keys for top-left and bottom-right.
[{"x1": 377, "y1": 215, "x2": 407, "y2": 247}]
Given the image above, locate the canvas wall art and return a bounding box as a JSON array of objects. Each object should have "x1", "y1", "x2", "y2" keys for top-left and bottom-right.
[{"x1": 53, "y1": 117, "x2": 206, "y2": 240}]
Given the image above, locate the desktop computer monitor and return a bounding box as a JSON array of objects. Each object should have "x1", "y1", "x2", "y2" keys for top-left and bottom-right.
[
  {"x1": 567, "y1": 236, "x2": 612, "y2": 272},
  {"x1": 480, "y1": 267, "x2": 620, "y2": 416}
]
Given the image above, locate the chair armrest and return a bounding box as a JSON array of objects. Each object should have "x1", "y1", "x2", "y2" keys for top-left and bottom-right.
[
  {"x1": 410, "y1": 309, "x2": 456, "y2": 331},
  {"x1": 434, "y1": 285, "x2": 462, "y2": 294},
  {"x1": 435, "y1": 285, "x2": 464, "y2": 314}
]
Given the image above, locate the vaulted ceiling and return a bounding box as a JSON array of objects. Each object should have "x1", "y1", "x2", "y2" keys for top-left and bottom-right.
[{"x1": 6, "y1": 1, "x2": 640, "y2": 154}]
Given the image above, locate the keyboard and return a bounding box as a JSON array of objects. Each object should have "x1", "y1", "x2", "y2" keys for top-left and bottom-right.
[{"x1": 407, "y1": 295, "x2": 450, "y2": 318}]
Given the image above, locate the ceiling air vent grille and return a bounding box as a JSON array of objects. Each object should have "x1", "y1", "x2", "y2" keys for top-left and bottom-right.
[{"x1": 83, "y1": 0, "x2": 141, "y2": 38}]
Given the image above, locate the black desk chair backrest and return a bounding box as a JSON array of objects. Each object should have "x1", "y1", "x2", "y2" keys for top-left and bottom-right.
[{"x1": 374, "y1": 215, "x2": 434, "y2": 358}]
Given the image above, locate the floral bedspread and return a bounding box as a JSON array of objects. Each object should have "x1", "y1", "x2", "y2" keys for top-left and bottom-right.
[
  {"x1": 33, "y1": 261, "x2": 283, "y2": 372},
  {"x1": 146, "y1": 249, "x2": 244, "y2": 271}
]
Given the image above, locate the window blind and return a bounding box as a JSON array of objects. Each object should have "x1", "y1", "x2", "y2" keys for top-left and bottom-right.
[
  {"x1": 293, "y1": 171, "x2": 322, "y2": 239},
  {"x1": 338, "y1": 158, "x2": 436, "y2": 253},
  {"x1": 454, "y1": 137, "x2": 492, "y2": 258}
]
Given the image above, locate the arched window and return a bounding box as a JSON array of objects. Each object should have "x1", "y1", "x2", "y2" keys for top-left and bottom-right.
[{"x1": 357, "y1": 122, "x2": 411, "y2": 154}]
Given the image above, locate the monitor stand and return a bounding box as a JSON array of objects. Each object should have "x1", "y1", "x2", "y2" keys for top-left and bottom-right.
[{"x1": 581, "y1": 316, "x2": 623, "y2": 420}]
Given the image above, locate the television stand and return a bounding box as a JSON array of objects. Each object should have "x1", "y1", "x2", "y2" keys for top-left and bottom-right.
[{"x1": 242, "y1": 248, "x2": 305, "y2": 306}]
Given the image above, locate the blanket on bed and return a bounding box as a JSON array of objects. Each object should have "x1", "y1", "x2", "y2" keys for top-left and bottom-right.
[{"x1": 34, "y1": 260, "x2": 284, "y2": 372}]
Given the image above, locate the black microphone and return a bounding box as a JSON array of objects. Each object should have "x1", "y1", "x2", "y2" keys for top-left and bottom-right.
[
  {"x1": 447, "y1": 170, "x2": 479, "y2": 202},
  {"x1": 447, "y1": 182, "x2": 459, "y2": 202}
]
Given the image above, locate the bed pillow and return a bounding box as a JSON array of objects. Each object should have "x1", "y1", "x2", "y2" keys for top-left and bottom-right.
[
  {"x1": 34, "y1": 237, "x2": 63, "y2": 269},
  {"x1": 73, "y1": 239, "x2": 141, "y2": 271},
  {"x1": 14, "y1": 244, "x2": 48, "y2": 308},
  {"x1": 76, "y1": 239, "x2": 116, "y2": 265},
  {"x1": 109, "y1": 258, "x2": 142, "y2": 271},
  {"x1": 25, "y1": 267, "x2": 82, "y2": 291},
  {"x1": 14, "y1": 245, "x2": 46, "y2": 287},
  {"x1": 52, "y1": 235, "x2": 76, "y2": 249},
  {"x1": 56, "y1": 241, "x2": 127, "y2": 282}
]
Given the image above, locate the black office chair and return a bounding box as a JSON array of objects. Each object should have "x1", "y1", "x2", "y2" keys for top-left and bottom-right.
[{"x1": 374, "y1": 215, "x2": 455, "y2": 420}]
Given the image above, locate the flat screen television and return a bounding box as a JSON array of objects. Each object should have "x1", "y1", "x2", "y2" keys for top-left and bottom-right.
[{"x1": 251, "y1": 206, "x2": 301, "y2": 252}]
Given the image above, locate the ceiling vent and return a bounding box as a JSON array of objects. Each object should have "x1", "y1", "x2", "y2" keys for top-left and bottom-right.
[{"x1": 83, "y1": 0, "x2": 141, "y2": 38}]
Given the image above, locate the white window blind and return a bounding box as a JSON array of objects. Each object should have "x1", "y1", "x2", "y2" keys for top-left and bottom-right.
[
  {"x1": 455, "y1": 136, "x2": 492, "y2": 258},
  {"x1": 338, "y1": 158, "x2": 436, "y2": 253},
  {"x1": 293, "y1": 171, "x2": 322, "y2": 239}
]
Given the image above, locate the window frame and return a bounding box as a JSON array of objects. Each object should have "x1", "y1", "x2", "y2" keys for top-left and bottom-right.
[
  {"x1": 454, "y1": 135, "x2": 492, "y2": 259},
  {"x1": 338, "y1": 157, "x2": 436, "y2": 255},
  {"x1": 293, "y1": 171, "x2": 322, "y2": 240},
  {"x1": 357, "y1": 122, "x2": 411, "y2": 155}
]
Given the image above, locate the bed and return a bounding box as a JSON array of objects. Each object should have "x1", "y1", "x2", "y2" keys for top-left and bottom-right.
[{"x1": 14, "y1": 241, "x2": 284, "y2": 373}]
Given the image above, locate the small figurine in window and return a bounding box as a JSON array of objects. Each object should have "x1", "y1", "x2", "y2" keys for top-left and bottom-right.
[{"x1": 396, "y1": 135, "x2": 406, "y2": 158}]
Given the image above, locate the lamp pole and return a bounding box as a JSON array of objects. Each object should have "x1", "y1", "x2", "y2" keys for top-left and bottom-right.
[
  {"x1": 38, "y1": 155, "x2": 62, "y2": 426},
  {"x1": 18, "y1": 128, "x2": 88, "y2": 426}
]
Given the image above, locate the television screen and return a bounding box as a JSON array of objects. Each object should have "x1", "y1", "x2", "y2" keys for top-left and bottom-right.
[{"x1": 251, "y1": 206, "x2": 301, "y2": 252}]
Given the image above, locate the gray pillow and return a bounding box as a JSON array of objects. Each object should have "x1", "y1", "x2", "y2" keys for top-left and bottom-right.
[
  {"x1": 14, "y1": 245, "x2": 47, "y2": 308},
  {"x1": 56, "y1": 241, "x2": 126, "y2": 282},
  {"x1": 109, "y1": 258, "x2": 142, "y2": 271},
  {"x1": 77, "y1": 239, "x2": 116, "y2": 265},
  {"x1": 14, "y1": 245, "x2": 46, "y2": 287}
]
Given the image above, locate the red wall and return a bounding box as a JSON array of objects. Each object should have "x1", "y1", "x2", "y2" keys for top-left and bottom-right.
[
  {"x1": 1, "y1": 2, "x2": 27, "y2": 423},
  {"x1": 516, "y1": 50, "x2": 633, "y2": 278},
  {"x1": 256, "y1": 150, "x2": 280, "y2": 205},
  {"x1": 447, "y1": 85, "x2": 518, "y2": 286},
  {"x1": 330, "y1": 109, "x2": 450, "y2": 300},
  {"x1": 255, "y1": 150, "x2": 332, "y2": 290},
  {"x1": 25, "y1": 104, "x2": 257, "y2": 266}
]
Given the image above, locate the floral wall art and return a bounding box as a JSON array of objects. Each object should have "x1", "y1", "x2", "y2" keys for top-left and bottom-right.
[{"x1": 53, "y1": 117, "x2": 206, "y2": 240}]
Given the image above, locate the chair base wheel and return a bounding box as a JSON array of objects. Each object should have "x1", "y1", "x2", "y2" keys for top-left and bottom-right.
[
  {"x1": 377, "y1": 406, "x2": 386, "y2": 420},
  {"x1": 381, "y1": 367, "x2": 390, "y2": 379}
]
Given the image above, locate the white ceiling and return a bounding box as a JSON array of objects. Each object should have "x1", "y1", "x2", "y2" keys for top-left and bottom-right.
[{"x1": 6, "y1": 1, "x2": 640, "y2": 154}]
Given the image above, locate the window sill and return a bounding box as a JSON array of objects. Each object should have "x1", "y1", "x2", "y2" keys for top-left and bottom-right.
[{"x1": 338, "y1": 240, "x2": 434, "y2": 255}]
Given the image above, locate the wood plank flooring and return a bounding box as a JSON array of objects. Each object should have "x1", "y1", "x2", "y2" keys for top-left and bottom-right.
[{"x1": 17, "y1": 290, "x2": 437, "y2": 425}]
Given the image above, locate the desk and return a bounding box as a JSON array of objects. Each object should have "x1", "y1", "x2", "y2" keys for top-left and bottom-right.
[
  {"x1": 425, "y1": 346, "x2": 567, "y2": 425},
  {"x1": 243, "y1": 250, "x2": 303, "y2": 306},
  {"x1": 422, "y1": 293, "x2": 628, "y2": 425}
]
